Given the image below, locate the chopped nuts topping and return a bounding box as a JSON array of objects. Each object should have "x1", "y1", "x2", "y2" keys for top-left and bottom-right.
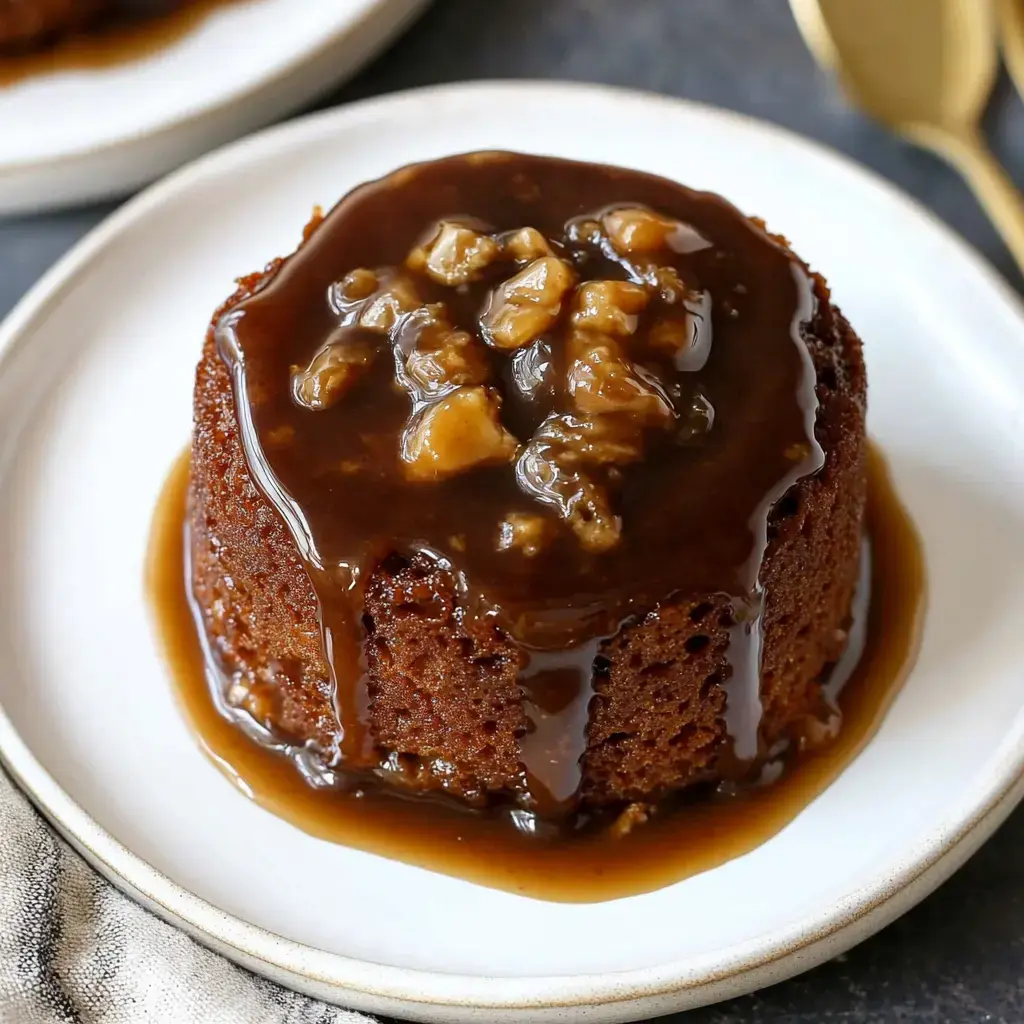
[
  {"x1": 292, "y1": 341, "x2": 375, "y2": 411},
  {"x1": 482, "y1": 303, "x2": 555, "y2": 352},
  {"x1": 649, "y1": 290, "x2": 713, "y2": 371},
  {"x1": 480, "y1": 256, "x2": 576, "y2": 349},
  {"x1": 608, "y1": 802, "x2": 652, "y2": 839},
  {"x1": 358, "y1": 276, "x2": 421, "y2": 333},
  {"x1": 566, "y1": 331, "x2": 675, "y2": 424},
  {"x1": 649, "y1": 265, "x2": 688, "y2": 303},
  {"x1": 513, "y1": 412, "x2": 648, "y2": 551},
  {"x1": 497, "y1": 512, "x2": 553, "y2": 557},
  {"x1": 571, "y1": 280, "x2": 649, "y2": 336},
  {"x1": 516, "y1": 435, "x2": 622, "y2": 552},
  {"x1": 401, "y1": 386, "x2": 518, "y2": 482},
  {"x1": 603, "y1": 207, "x2": 683, "y2": 254},
  {"x1": 648, "y1": 317, "x2": 691, "y2": 355},
  {"x1": 533, "y1": 413, "x2": 644, "y2": 466},
  {"x1": 502, "y1": 226, "x2": 554, "y2": 262},
  {"x1": 602, "y1": 206, "x2": 712, "y2": 258},
  {"x1": 333, "y1": 267, "x2": 379, "y2": 304},
  {"x1": 292, "y1": 210, "x2": 710, "y2": 552},
  {"x1": 407, "y1": 221, "x2": 501, "y2": 285},
  {"x1": 401, "y1": 315, "x2": 491, "y2": 398}
]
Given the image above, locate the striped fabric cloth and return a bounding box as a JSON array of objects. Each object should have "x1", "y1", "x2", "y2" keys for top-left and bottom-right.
[{"x1": 0, "y1": 768, "x2": 373, "y2": 1024}]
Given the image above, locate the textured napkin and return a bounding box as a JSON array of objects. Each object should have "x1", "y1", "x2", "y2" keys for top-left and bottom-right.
[{"x1": 0, "y1": 767, "x2": 374, "y2": 1024}]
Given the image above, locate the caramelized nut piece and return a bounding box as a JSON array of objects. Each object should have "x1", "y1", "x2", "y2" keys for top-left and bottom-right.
[
  {"x1": 534, "y1": 413, "x2": 644, "y2": 466},
  {"x1": 569, "y1": 483, "x2": 621, "y2": 551},
  {"x1": 649, "y1": 290, "x2": 712, "y2": 371},
  {"x1": 359, "y1": 276, "x2": 421, "y2": 333},
  {"x1": 566, "y1": 332, "x2": 674, "y2": 424},
  {"x1": 292, "y1": 341, "x2": 375, "y2": 411},
  {"x1": 650, "y1": 265, "x2": 688, "y2": 303},
  {"x1": 403, "y1": 320, "x2": 491, "y2": 397},
  {"x1": 516, "y1": 430, "x2": 622, "y2": 552},
  {"x1": 401, "y1": 386, "x2": 518, "y2": 481},
  {"x1": 503, "y1": 226, "x2": 554, "y2": 261},
  {"x1": 571, "y1": 280, "x2": 649, "y2": 336},
  {"x1": 603, "y1": 207, "x2": 681, "y2": 253},
  {"x1": 497, "y1": 512, "x2": 553, "y2": 557},
  {"x1": 482, "y1": 256, "x2": 576, "y2": 349},
  {"x1": 483, "y1": 304, "x2": 555, "y2": 351},
  {"x1": 407, "y1": 221, "x2": 501, "y2": 285},
  {"x1": 334, "y1": 268, "x2": 379, "y2": 304},
  {"x1": 609, "y1": 802, "x2": 651, "y2": 840},
  {"x1": 505, "y1": 257, "x2": 575, "y2": 301},
  {"x1": 648, "y1": 317, "x2": 691, "y2": 355}
]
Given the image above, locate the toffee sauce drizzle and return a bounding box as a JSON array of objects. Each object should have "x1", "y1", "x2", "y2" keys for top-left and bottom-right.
[{"x1": 214, "y1": 152, "x2": 825, "y2": 817}]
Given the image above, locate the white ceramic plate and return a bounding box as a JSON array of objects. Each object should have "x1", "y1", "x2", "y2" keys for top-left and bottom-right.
[
  {"x1": 0, "y1": 0, "x2": 427, "y2": 214},
  {"x1": 0, "y1": 82, "x2": 1023, "y2": 1023}
]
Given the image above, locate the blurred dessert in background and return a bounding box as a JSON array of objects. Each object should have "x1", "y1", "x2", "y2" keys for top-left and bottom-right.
[{"x1": 0, "y1": 0, "x2": 189, "y2": 52}]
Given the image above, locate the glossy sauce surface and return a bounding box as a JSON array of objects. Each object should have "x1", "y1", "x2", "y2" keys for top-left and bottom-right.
[
  {"x1": 148, "y1": 442, "x2": 924, "y2": 901},
  {"x1": 0, "y1": 0, "x2": 237, "y2": 85},
  {"x1": 215, "y1": 152, "x2": 825, "y2": 810}
]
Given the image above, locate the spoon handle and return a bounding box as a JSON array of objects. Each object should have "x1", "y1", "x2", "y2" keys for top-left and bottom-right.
[
  {"x1": 999, "y1": 0, "x2": 1024, "y2": 105},
  {"x1": 918, "y1": 126, "x2": 1024, "y2": 277}
]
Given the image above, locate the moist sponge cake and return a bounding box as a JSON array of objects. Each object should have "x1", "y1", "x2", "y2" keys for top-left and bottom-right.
[{"x1": 188, "y1": 152, "x2": 867, "y2": 824}]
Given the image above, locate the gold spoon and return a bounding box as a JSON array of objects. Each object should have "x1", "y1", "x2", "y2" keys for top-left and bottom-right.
[
  {"x1": 791, "y1": 0, "x2": 1024, "y2": 274},
  {"x1": 998, "y1": 0, "x2": 1024, "y2": 103}
]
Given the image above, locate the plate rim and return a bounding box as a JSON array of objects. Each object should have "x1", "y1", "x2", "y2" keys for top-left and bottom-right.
[{"x1": 2, "y1": 79, "x2": 1024, "y2": 1019}]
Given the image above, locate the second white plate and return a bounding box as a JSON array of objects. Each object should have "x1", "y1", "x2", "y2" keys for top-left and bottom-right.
[
  {"x1": 0, "y1": 0, "x2": 428, "y2": 214},
  {"x1": 0, "y1": 82, "x2": 1023, "y2": 1022}
]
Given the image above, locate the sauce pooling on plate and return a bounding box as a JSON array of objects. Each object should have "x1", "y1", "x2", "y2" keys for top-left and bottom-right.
[{"x1": 148, "y1": 443, "x2": 924, "y2": 901}]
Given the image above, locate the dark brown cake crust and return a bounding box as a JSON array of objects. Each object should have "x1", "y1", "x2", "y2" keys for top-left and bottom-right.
[{"x1": 189, "y1": 211, "x2": 867, "y2": 813}]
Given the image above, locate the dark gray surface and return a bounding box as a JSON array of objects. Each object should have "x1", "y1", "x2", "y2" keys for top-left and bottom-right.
[{"x1": 1, "y1": 1, "x2": 1022, "y2": 1021}]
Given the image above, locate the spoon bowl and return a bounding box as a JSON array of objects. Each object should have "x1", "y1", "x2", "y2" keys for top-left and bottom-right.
[
  {"x1": 793, "y1": 0, "x2": 997, "y2": 134},
  {"x1": 791, "y1": 0, "x2": 1024, "y2": 275}
]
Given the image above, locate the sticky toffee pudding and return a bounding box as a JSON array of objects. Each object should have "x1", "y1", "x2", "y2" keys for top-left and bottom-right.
[{"x1": 148, "y1": 152, "x2": 924, "y2": 899}]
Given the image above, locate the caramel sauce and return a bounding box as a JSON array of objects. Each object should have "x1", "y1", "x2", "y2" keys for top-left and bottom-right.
[
  {"x1": 0, "y1": 0, "x2": 239, "y2": 86},
  {"x1": 147, "y1": 442, "x2": 923, "y2": 902},
  {"x1": 214, "y1": 152, "x2": 828, "y2": 813}
]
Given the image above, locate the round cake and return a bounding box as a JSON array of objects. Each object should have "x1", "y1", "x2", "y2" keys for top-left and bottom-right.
[{"x1": 189, "y1": 152, "x2": 867, "y2": 826}]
